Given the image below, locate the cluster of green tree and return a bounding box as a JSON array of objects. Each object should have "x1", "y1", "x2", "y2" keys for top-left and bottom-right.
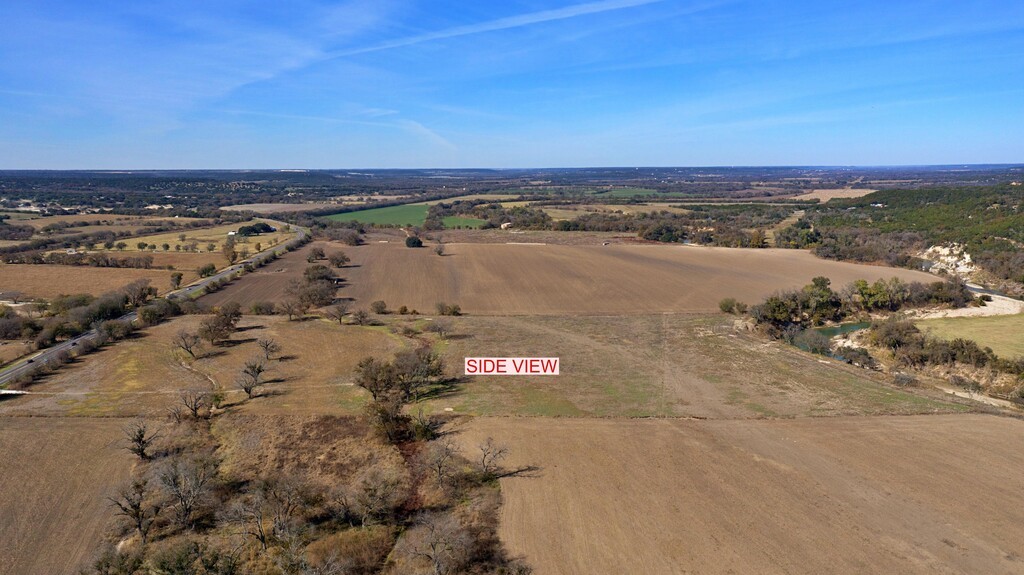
[
  {"x1": 748, "y1": 276, "x2": 973, "y2": 337},
  {"x1": 553, "y1": 204, "x2": 792, "y2": 246},
  {"x1": 235, "y1": 221, "x2": 274, "y2": 236},
  {"x1": 776, "y1": 185, "x2": 1024, "y2": 291},
  {"x1": 423, "y1": 199, "x2": 552, "y2": 230},
  {"x1": 868, "y1": 317, "x2": 1024, "y2": 378}
]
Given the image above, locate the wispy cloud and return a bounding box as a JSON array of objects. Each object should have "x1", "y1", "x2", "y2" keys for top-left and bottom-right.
[
  {"x1": 325, "y1": 0, "x2": 665, "y2": 59},
  {"x1": 221, "y1": 108, "x2": 455, "y2": 151},
  {"x1": 394, "y1": 119, "x2": 457, "y2": 151}
]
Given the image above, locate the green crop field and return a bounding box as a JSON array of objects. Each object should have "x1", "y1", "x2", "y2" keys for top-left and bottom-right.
[
  {"x1": 324, "y1": 204, "x2": 428, "y2": 226},
  {"x1": 442, "y1": 215, "x2": 487, "y2": 229},
  {"x1": 916, "y1": 313, "x2": 1024, "y2": 359}
]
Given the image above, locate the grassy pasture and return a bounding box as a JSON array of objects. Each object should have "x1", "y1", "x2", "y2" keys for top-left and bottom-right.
[
  {"x1": 916, "y1": 313, "x2": 1024, "y2": 359},
  {"x1": 325, "y1": 204, "x2": 429, "y2": 226},
  {"x1": 425, "y1": 314, "x2": 963, "y2": 418},
  {"x1": 88, "y1": 221, "x2": 290, "y2": 252},
  {"x1": 0, "y1": 314, "x2": 405, "y2": 418},
  {"x1": 442, "y1": 215, "x2": 487, "y2": 228}
]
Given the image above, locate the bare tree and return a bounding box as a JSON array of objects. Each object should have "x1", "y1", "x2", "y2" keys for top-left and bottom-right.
[
  {"x1": 109, "y1": 478, "x2": 161, "y2": 544},
  {"x1": 243, "y1": 356, "x2": 267, "y2": 383},
  {"x1": 257, "y1": 337, "x2": 281, "y2": 361},
  {"x1": 179, "y1": 389, "x2": 208, "y2": 419},
  {"x1": 346, "y1": 464, "x2": 411, "y2": 526},
  {"x1": 173, "y1": 330, "x2": 203, "y2": 358},
  {"x1": 237, "y1": 356, "x2": 267, "y2": 399},
  {"x1": 477, "y1": 437, "x2": 508, "y2": 476},
  {"x1": 158, "y1": 457, "x2": 216, "y2": 528},
  {"x1": 354, "y1": 357, "x2": 396, "y2": 401},
  {"x1": 410, "y1": 513, "x2": 471, "y2": 575},
  {"x1": 168, "y1": 403, "x2": 186, "y2": 424},
  {"x1": 198, "y1": 316, "x2": 232, "y2": 346},
  {"x1": 352, "y1": 309, "x2": 371, "y2": 326},
  {"x1": 278, "y1": 299, "x2": 305, "y2": 321},
  {"x1": 323, "y1": 302, "x2": 351, "y2": 324},
  {"x1": 423, "y1": 437, "x2": 460, "y2": 486},
  {"x1": 423, "y1": 318, "x2": 453, "y2": 340},
  {"x1": 124, "y1": 419, "x2": 159, "y2": 460},
  {"x1": 393, "y1": 347, "x2": 444, "y2": 402},
  {"x1": 327, "y1": 251, "x2": 350, "y2": 268},
  {"x1": 122, "y1": 279, "x2": 156, "y2": 308},
  {"x1": 237, "y1": 375, "x2": 260, "y2": 399},
  {"x1": 224, "y1": 492, "x2": 270, "y2": 550}
]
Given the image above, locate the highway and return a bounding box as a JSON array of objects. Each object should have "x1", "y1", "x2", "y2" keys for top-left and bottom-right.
[{"x1": 0, "y1": 223, "x2": 308, "y2": 390}]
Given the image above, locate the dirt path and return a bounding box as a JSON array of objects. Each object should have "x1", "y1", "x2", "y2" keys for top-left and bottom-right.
[{"x1": 457, "y1": 414, "x2": 1024, "y2": 575}]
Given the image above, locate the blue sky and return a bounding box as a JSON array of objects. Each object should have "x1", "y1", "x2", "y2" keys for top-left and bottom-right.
[{"x1": 1, "y1": 0, "x2": 1022, "y2": 168}]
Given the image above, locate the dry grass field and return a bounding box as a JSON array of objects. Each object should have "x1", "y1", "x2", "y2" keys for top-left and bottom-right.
[
  {"x1": 916, "y1": 313, "x2": 1024, "y2": 359},
  {"x1": 424, "y1": 314, "x2": 964, "y2": 418},
  {"x1": 0, "y1": 416, "x2": 134, "y2": 575},
  {"x1": 0, "y1": 341, "x2": 33, "y2": 366},
  {"x1": 0, "y1": 315, "x2": 404, "y2": 419},
  {"x1": 335, "y1": 242, "x2": 938, "y2": 315},
  {"x1": 791, "y1": 188, "x2": 878, "y2": 202},
  {"x1": 0, "y1": 263, "x2": 182, "y2": 298},
  {"x1": 88, "y1": 221, "x2": 291, "y2": 252},
  {"x1": 457, "y1": 414, "x2": 1024, "y2": 575}
]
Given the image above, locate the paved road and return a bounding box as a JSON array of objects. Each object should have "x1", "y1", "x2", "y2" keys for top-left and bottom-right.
[{"x1": 0, "y1": 223, "x2": 308, "y2": 390}]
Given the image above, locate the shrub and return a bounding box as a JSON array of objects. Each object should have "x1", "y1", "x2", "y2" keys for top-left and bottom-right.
[
  {"x1": 370, "y1": 300, "x2": 388, "y2": 314},
  {"x1": 249, "y1": 301, "x2": 276, "y2": 315},
  {"x1": 435, "y1": 302, "x2": 462, "y2": 316},
  {"x1": 794, "y1": 329, "x2": 832, "y2": 355},
  {"x1": 893, "y1": 373, "x2": 918, "y2": 387},
  {"x1": 405, "y1": 236, "x2": 423, "y2": 248}
]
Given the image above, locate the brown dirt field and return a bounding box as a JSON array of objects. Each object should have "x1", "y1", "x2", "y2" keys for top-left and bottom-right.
[
  {"x1": 0, "y1": 315, "x2": 404, "y2": 418},
  {"x1": 458, "y1": 414, "x2": 1024, "y2": 575},
  {"x1": 201, "y1": 241, "x2": 332, "y2": 308},
  {"x1": 334, "y1": 242, "x2": 938, "y2": 315},
  {"x1": 0, "y1": 263, "x2": 181, "y2": 298},
  {"x1": 792, "y1": 188, "x2": 878, "y2": 202},
  {"x1": 0, "y1": 416, "x2": 134, "y2": 575}
]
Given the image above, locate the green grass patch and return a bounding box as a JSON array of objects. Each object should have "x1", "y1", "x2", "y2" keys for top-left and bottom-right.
[
  {"x1": 916, "y1": 313, "x2": 1024, "y2": 359},
  {"x1": 442, "y1": 216, "x2": 487, "y2": 229},
  {"x1": 324, "y1": 204, "x2": 428, "y2": 226}
]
